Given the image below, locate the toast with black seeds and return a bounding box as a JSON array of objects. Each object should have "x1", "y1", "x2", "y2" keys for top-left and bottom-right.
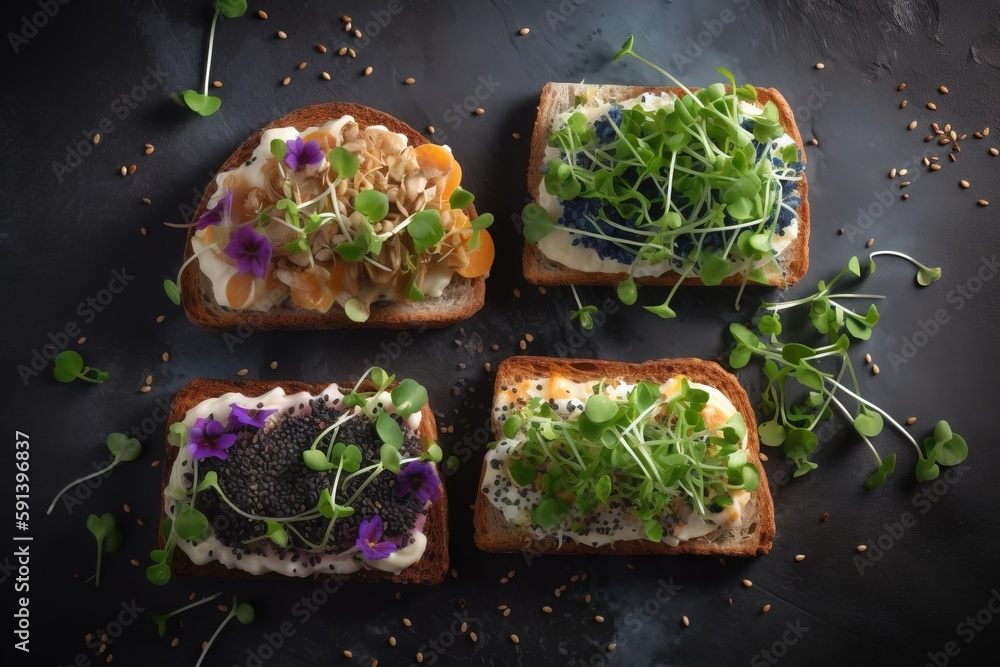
[
  {"x1": 473, "y1": 356, "x2": 775, "y2": 557},
  {"x1": 160, "y1": 378, "x2": 448, "y2": 585}
]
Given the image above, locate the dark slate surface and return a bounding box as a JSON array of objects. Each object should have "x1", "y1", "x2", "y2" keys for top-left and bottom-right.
[{"x1": 2, "y1": 0, "x2": 998, "y2": 665}]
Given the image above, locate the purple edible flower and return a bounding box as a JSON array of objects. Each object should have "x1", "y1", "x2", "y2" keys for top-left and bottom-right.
[
  {"x1": 196, "y1": 188, "x2": 233, "y2": 229},
  {"x1": 188, "y1": 418, "x2": 237, "y2": 461},
  {"x1": 228, "y1": 403, "x2": 277, "y2": 430},
  {"x1": 224, "y1": 225, "x2": 272, "y2": 279},
  {"x1": 283, "y1": 137, "x2": 324, "y2": 171},
  {"x1": 356, "y1": 516, "x2": 396, "y2": 560},
  {"x1": 395, "y1": 461, "x2": 441, "y2": 504}
]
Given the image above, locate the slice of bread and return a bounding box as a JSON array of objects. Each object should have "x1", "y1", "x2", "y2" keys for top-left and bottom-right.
[
  {"x1": 160, "y1": 378, "x2": 449, "y2": 585},
  {"x1": 524, "y1": 82, "x2": 810, "y2": 288},
  {"x1": 473, "y1": 356, "x2": 775, "y2": 557},
  {"x1": 180, "y1": 103, "x2": 486, "y2": 331}
]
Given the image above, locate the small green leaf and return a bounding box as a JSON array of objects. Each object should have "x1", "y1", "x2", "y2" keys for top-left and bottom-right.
[
  {"x1": 235, "y1": 601, "x2": 255, "y2": 624},
  {"x1": 449, "y1": 188, "x2": 475, "y2": 209},
  {"x1": 617, "y1": 276, "x2": 638, "y2": 305},
  {"x1": 594, "y1": 474, "x2": 612, "y2": 504},
  {"x1": 613, "y1": 35, "x2": 635, "y2": 61},
  {"x1": 87, "y1": 513, "x2": 116, "y2": 542},
  {"x1": 302, "y1": 449, "x2": 336, "y2": 471},
  {"x1": 847, "y1": 256, "x2": 861, "y2": 277},
  {"x1": 335, "y1": 241, "x2": 366, "y2": 262},
  {"x1": 642, "y1": 519, "x2": 664, "y2": 542},
  {"x1": 865, "y1": 454, "x2": 896, "y2": 490},
  {"x1": 174, "y1": 505, "x2": 210, "y2": 541},
  {"x1": 407, "y1": 210, "x2": 444, "y2": 253},
  {"x1": 107, "y1": 433, "x2": 141, "y2": 461},
  {"x1": 390, "y1": 378, "x2": 428, "y2": 418},
  {"x1": 196, "y1": 470, "x2": 218, "y2": 493},
  {"x1": 217, "y1": 0, "x2": 247, "y2": 19},
  {"x1": 584, "y1": 394, "x2": 618, "y2": 424},
  {"x1": 782, "y1": 428, "x2": 818, "y2": 460},
  {"x1": 644, "y1": 301, "x2": 676, "y2": 319},
  {"x1": 329, "y1": 146, "x2": 360, "y2": 180},
  {"x1": 531, "y1": 497, "x2": 569, "y2": 530},
  {"x1": 521, "y1": 203, "x2": 556, "y2": 243},
  {"x1": 915, "y1": 456, "x2": 940, "y2": 482},
  {"x1": 164, "y1": 279, "x2": 182, "y2": 305},
  {"x1": 264, "y1": 520, "x2": 288, "y2": 547},
  {"x1": 729, "y1": 323, "x2": 760, "y2": 349},
  {"x1": 507, "y1": 457, "x2": 537, "y2": 486},
  {"x1": 471, "y1": 212, "x2": 494, "y2": 231},
  {"x1": 146, "y1": 563, "x2": 171, "y2": 586},
  {"x1": 502, "y1": 415, "x2": 522, "y2": 440},
  {"x1": 699, "y1": 253, "x2": 731, "y2": 286},
  {"x1": 729, "y1": 344, "x2": 752, "y2": 369},
  {"x1": 179, "y1": 90, "x2": 222, "y2": 116},
  {"x1": 376, "y1": 411, "x2": 404, "y2": 449},
  {"x1": 167, "y1": 422, "x2": 188, "y2": 448},
  {"x1": 285, "y1": 236, "x2": 310, "y2": 255},
  {"x1": 917, "y1": 266, "x2": 942, "y2": 286},
  {"x1": 270, "y1": 138, "x2": 287, "y2": 161},
  {"x1": 344, "y1": 297, "x2": 370, "y2": 323},
  {"x1": 355, "y1": 189, "x2": 390, "y2": 222},
  {"x1": 853, "y1": 409, "x2": 884, "y2": 438},
  {"x1": 380, "y1": 443, "x2": 401, "y2": 473}
]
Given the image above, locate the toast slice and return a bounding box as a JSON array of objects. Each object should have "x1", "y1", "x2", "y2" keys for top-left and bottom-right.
[
  {"x1": 180, "y1": 103, "x2": 486, "y2": 331},
  {"x1": 473, "y1": 356, "x2": 775, "y2": 556},
  {"x1": 524, "y1": 82, "x2": 810, "y2": 288},
  {"x1": 160, "y1": 378, "x2": 449, "y2": 584}
]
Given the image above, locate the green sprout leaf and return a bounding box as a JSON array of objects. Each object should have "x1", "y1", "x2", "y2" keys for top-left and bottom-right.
[
  {"x1": 355, "y1": 189, "x2": 390, "y2": 223},
  {"x1": 613, "y1": 34, "x2": 635, "y2": 61},
  {"x1": 376, "y1": 411, "x2": 404, "y2": 449},
  {"x1": 521, "y1": 203, "x2": 556, "y2": 243},
  {"x1": 302, "y1": 449, "x2": 336, "y2": 471},
  {"x1": 329, "y1": 146, "x2": 360, "y2": 180},
  {"x1": 390, "y1": 378, "x2": 428, "y2": 418},
  {"x1": 167, "y1": 422, "x2": 188, "y2": 448},
  {"x1": 865, "y1": 454, "x2": 896, "y2": 490},
  {"x1": 531, "y1": 497, "x2": 569, "y2": 530},
  {"x1": 380, "y1": 443, "x2": 401, "y2": 474},
  {"x1": 164, "y1": 279, "x2": 182, "y2": 305},
  {"x1": 584, "y1": 394, "x2": 618, "y2": 424},
  {"x1": 344, "y1": 297, "x2": 370, "y2": 323},
  {"x1": 508, "y1": 458, "x2": 537, "y2": 486},
  {"x1": 264, "y1": 520, "x2": 288, "y2": 547},
  {"x1": 407, "y1": 210, "x2": 444, "y2": 253},
  {"x1": 174, "y1": 505, "x2": 210, "y2": 541},
  {"x1": 86, "y1": 513, "x2": 118, "y2": 586},
  {"x1": 107, "y1": 433, "x2": 141, "y2": 461},
  {"x1": 217, "y1": 0, "x2": 247, "y2": 19},
  {"x1": 270, "y1": 138, "x2": 287, "y2": 161},
  {"x1": 449, "y1": 188, "x2": 475, "y2": 209},
  {"x1": 617, "y1": 276, "x2": 638, "y2": 305},
  {"x1": 853, "y1": 409, "x2": 884, "y2": 438},
  {"x1": 179, "y1": 90, "x2": 222, "y2": 117}
]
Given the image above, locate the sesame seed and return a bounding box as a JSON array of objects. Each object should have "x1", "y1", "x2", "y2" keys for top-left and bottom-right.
[
  {"x1": 513, "y1": 287, "x2": 521, "y2": 297},
  {"x1": 608, "y1": 643, "x2": 617, "y2": 651},
  {"x1": 865, "y1": 353, "x2": 872, "y2": 364},
  {"x1": 257, "y1": 10, "x2": 267, "y2": 19},
  {"x1": 960, "y1": 180, "x2": 970, "y2": 188},
  {"x1": 866, "y1": 238, "x2": 874, "y2": 248},
  {"x1": 518, "y1": 28, "x2": 530, "y2": 35},
  {"x1": 743, "y1": 579, "x2": 753, "y2": 587},
  {"x1": 404, "y1": 77, "x2": 415, "y2": 85},
  {"x1": 542, "y1": 605, "x2": 553, "y2": 613},
  {"x1": 402, "y1": 617, "x2": 412, "y2": 627},
  {"x1": 900, "y1": 100, "x2": 908, "y2": 108},
  {"x1": 822, "y1": 512, "x2": 830, "y2": 522},
  {"x1": 872, "y1": 364, "x2": 880, "y2": 375},
  {"x1": 345, "y1": 23, "x2": 352, "y2": 31},
  {"x1": 927, "y1": 102, "x2": 937, "y2": 110},
  {"x1": 888, "y1": 168, "x2": 897, "y2": 179},
  {"x1": 270, "y1": 361, "x2": 278, "y2": 369},
  {"x1": 595, "y1": 615, "x2": 605, "y2": 623},
  {"x1": 979, "y1": 199, "x2": 990, "y2": 207},
  {"x1": 426, "y1": 125, "x2": 435, "y2": 134},
  {"x1": 354, "y1": 29, "x2": 362, "y2": 38},
  {"x1": 795, "y1": 554, "x2": 806, "y2": 562},
  {"x1": 343, "y1": 650, "x2": 353, "y2": 659},
  {"x1": 364, "y1": 66, "x2": 373, "y2": 76},
  {"x1": 762, "y1": 604, "x2": 772, "y2": 613},
  {"x1": 899, "y1": 168, "x2": 908, "y2": 176},
  {"x1": 124, "y1": 503, "x2": 131, "y2": 513},
  {"x1": 120, "y1": 166, "x2": 127, "y2": 176},
  {"x1": 277, "y1": 30, "x2": 287, "y2": 39},
  {"x1": 342, "y1": 15, "x2": 352, "y2": 22},
  {"x1": 388, "y1": 636, "x2": 396, "y2": 647},
  {"x1": 469, "y1": 632, "x2": 478, "y2": 642},
  {"x1": 809, "y1": 137, "x2": 818, "y2": 145},
  {"x1": 990, "y1": 148, "x2": 999, "y2": 156},
  {"x1": 282, "y1": 76, "x2": 291, "y2": 86},
  {"x1": 512, "y1": 132, "x2": 522, "y2": 139},
  {"x1": 130, "y1": 559, "x2": 139, "y2": 566},
  {"x1": 907, "y1": 120, "x2": 917, "y2": 130},
  {"x1": 984, "y1": 127, "x2": 991, "y2": 136},
  {"x1": 939, "y1": 85, "x2": 949, "y2": 94},
  {"x1": 901, "y1": 181, "x2": 911, "y2": 187},
  {"x1": 510, "y1": 634, "x2": 520, "y2": 644},
  {"x1": 857, "y1": 544, "x2": 868, "y2": 552},
  {"x1": 93, "y1": 133, "x2": 101, "y2": 144},
  {"x1": 975, "y1": 131, "x2": 984, "y2": 139},
  {"x1": 539, "y1": 286, "x2": 547, "y2": 294},
  {"x1": 897, "y1": 83, "x2": 906, "y2": 91},
  {"x1": 156, "y1": 315, "x2": 165, "y2": 323},
  {"x1": 759, "y1": 452, "x2": 769, "y2": 461},
  {"x1": 145, "y1": 144, "x2": 155, "y2": 154},
  {"x1": 145, "y1": 374, "x2": 153, "y2": 386},
  {"x1": 585, "y1": 594, "x2": 592, "y2": 603},
  {"x1": 322, "y1": 72, "x2": 331, "y2": 80},
  {"x1": 500, "y1": 577, "x2": 509, "y2": 584},
  {"x1": 525, "y1": 333, "x2": 535, "y2": 343},
  {"x1": 814, "y1": 62, "x2": 825, "y2": 69},
  {"x1": 298, "y1": 61, "x2": 307, "y2": 70},
  {"x1": 519, "y1": 340, "x2": 527, "y2": 351},
  {"x1": 682, "y1": 615, "x2": 690, "y2": 627},
  {"x1": 415, "y1": 652, "x2": 423, "y2": 663},
  {"x1": 317, "y1": 44, "x2": 327, "y2": 53},
  {"x1": 170, "y1": 638, "x2": 179, "y2": 647},
  {"x1": 139, "y1": 386, "x2": 151, "y2": 393},
  {"x1": 348, "y1": 48, "x2": 356, "y2": 58},
  {"x1": 474, "y1": 107, "x2": 485, "y2": 115},
  {"x1": 338, "y1": 47, "x2": 347, "y2": 56},
  {"x1": 212, "y1": 80, "x2": 222, "y2": 88},
  {"x1": 460, "y1": 622, "x2": 468, "y2": 632},
  {"x1": 136, "y1": 517, "x2": 144, "y2": 526},
  {"x1": 78, "y1": 336, "x2": 86, "y2": 344},
  {"x1": 142, "y1": 197, "x2": 151, "y2": 204},
  {"x1": 151, "y1": 460, "x2": 160, "y2": 467},
  {"x1": 906, "y1": 417, "x2": 917, "y2": 425},
  {"x1": 237, "y1": 368, "x2": 249, "y2": 376}
]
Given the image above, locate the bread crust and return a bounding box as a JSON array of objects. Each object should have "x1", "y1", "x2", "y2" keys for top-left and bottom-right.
[
  {"x1": 523, "y1": 82, "x2": 810, "y2": 288},
  {"x1": 160, "y1": 378, "x2": 448, "y2": 585},
  {"x1": 180, "y1": 103, "x2": 486, "y2": 331},
  {"x1": 473, "y1": 356, "x2": 775, "y2": 557}
]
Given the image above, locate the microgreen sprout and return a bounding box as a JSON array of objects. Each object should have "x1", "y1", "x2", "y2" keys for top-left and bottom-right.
[
  {"x1": 175, "y1": 1, "x2": 247, "y2": 116},
  {"x1": 527, "y1": 34, "x2": 804, "y2": 326},
  {"x1": 164, "y1": 242, "x2": 219, "y2": 305},
  {"x1": 151, "y1": 368, "x2": 441, "y2": 582},
  {"x1": 868, "y1": 250, "x2": 942, "y2": 286},
  {"x1": 48, "y1": 433, "x2": 141, "y2": 514},
  {"x1": 494, "y1": 379, "x2": 755, "y2": 539},
  {"x1": 149, "y1": 592, "x2": 221, "y2": 638},
  {"x1": 53, "y1": 350, "x2": 109, "y2": 384},
  {"x1": 569, "y1": 285, "x2": 597, "y2": 330},
  {"x1": 86, "y1": 513, "x2": 123, "y2": 586},
  {"x1": 195, "y1": 596, "x2": 254, "y2": 667},
  {"x1": 729, "y1": 257, "x2": 967, "y2": 487}
]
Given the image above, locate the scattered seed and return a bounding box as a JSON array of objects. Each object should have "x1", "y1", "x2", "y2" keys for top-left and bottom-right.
[
  {"x1": 888, "y1": 168, "x2": 897, "y2": 179},
  {"x1": 354, "y1": 29, "x2": 362, "y2": 38},
  {"x1": 282, "y1": 76, "x2": 291, "y2": 86},
  {"x1": 124, "y1": 503, "x2": 131, "y2": 513},
  {"x1": 136, "y1": 517, "x2": 145, "y2": 526},
  {"x1": 906, "y1": 417, "x2": 918, "y2": 426},
  {"x1": 338, "y1": 47, "x2": 348, "y2": 56},
  {"x1": 518, "y1": 27, "x2": 530, "y2": 35},
  {"x1": 402, "y1": 618, "x2": 412, "y2": 627},
  {"x1": 512, "y1": 132, "x2": 522, "y2": 139},
  {"x1": 142, "y1": 197, "x2": 151, "y2": 204},
  {"x1": 822, "y1": 512, "x2": 830, "y2": 522},
  {"x1": 907, "y1": 120, "x2": 917, "y2": 130},
  {"x1": 542, "y1": 605, "x2": 553, "y2": 613},
  {"x1": 257, "y1": 10, "x2": 267, "y2": 19},
  {"x1": 460, "y1": 622, "x2": 467, "y2": 632},
  {"x1": 897, "y1": 83, "x2": 906, "y2": 91},
  {"x1": 899, "y1": 168, "x2": 908, "y2": 176},
  {"x1": 139, "y1": 386, "x2": 151, "y2": 393},
  {"x1": 120, "y1": 166, "x2": 127, "y2": 176},
  {"x1": 519, "y1": 340, "x2": 527, "y2": 351},
  {"x1": 170, "y1": 638, "x2": 179, "y2": 647},
  {"x1": 474, "y1": 107, "x2": 485, "y2": 115},
  {"x1": 388, "y1": 636, "x2": 396, "y2": 647},
  {"x1": 343, "y1": 650, "x2": 353, "y2": 659},
  {"x1": 814, "y1": 62, "x2": 825, "y2": 69},
  {"x1": 900, "y1": 100, "x2": 908, "y2": 109},
  {"x1": 77, "y1": 336, "x2": 86, "y2": 344},
  {"x1": 795, "y1": 554, "x2": 806, "y2": 562},
  {"x1": 404, "y1": 77, "x2": 415, "y2": 85},
  {"x1": 513, "y1": 287, "x2": 521, "y2": 297},
  {"x1": 809, "y1": 137, "x2": 818, "y2": 146},
  {"x1": 426, "y1": 125, "x2": 435, "y2": 134},
  {"x1": 989, "y1": 148, "x2": 999, "y2": 156},
  {"x1": 151, "y1": 460, "x2": 161, "y2": 467},
  {"x1": 925, "y1": 135, "x2": 934, "y2": 142},
  {"x1": 525, "y1": 333, "x2": 535, "y2": 343},
  {"x1": 762, "y1": 604, "x2": 772, "y2": 613},
  {"x1": 865, "y1": 353, "x2": 872, "y2": 364},
  {"x1": 742, "y1": 579, "x2": 753, "y2": 587},
  {"x1": 927, "y1": 102, "x2": 937, "y2": 110},
  {"x1": 682, "y1": 615, "x2": 690, "y2": 627},
  {"x1": 539, "y1": 286, "x2": 547, "y2": 294},
  {"x1": 985, "y1": 127, "x2": 991, "y2": 136},
  {"x1": 236, "y1": 368, "x2": 249, "y2": 376},
  {"x1": 866, "y1": 238, "x2": 874, "y2": 248},
  {"x1": 950, "y1": 130, "x2": 958, "y2": 141},
  {"x1": 960, "y1": 180, "x2": 970, "y2": 188},
  {"x1": 585, "y1": 594, "x2": 592, "y2": 603},
  {"x1": 901, "y1": 181, "x2": 911, "y2": 187},
  {"x1": 342, "y1": 15, "x2": 352, "y2": 22},
  {"x1": 759, "y1": 452, "x2": 769, "y2": 461},
  {"x1": 321, "y1": 72, "x2": 331, "y2": 81},
  {"x1": 145, "y1": 374, "x2": 153, "y2": 386},
  {"x1": 510, "y1": 634, "x2": 520, "y2": 644},
  {"x1": 469, "y1": 632, "x2": 478, "y2": 642},
  {"x1": 975, "y1": 131, "x2": 984, "y2": 139},
  {"x1": 364, "y1": 66, "x2": 373, "y2": 76},
  {"x1": 837, "y1": 227, "x2": 844, "y2": 235},
  {"x1": 857, "y1": 544, "x2": 868, "y2": 552},
  {"x1": 212, "y1": 80, "x2": 222, "y2": 88},
  {"x1": 901, "y1": 193, "x2": 909, "y2": 200},
  {"x1": 156, "y1": 315, "x2": 165, "y2": 323},
  {"x1": 348, "y1": 48, "x2": 356, "y2": 58},
  {"x1": 923, "y1": 157, "x2": 931, "y2": 166},
  {"x1": 277, "y1": 30, "x2": 287, "y2": 39},
  {"x1": 938, "y1": 85, "x2": 949, "y2": 94},
  {"x1": 297, "y1": 61, "x2": 307, "y2": 70},
  {"x1": 872, "y1": 364, "x2": 880, "y2": 375},
  {"x1": 345, "y1": 23, "x2": 352, "y2": 32},
  {"x1": 500, "y1": 577, "x2": 509, "y2": 584},
  {"x1": 415, "y1": 652, "x2": 423, "y2": 663},
  {"x1": 608, "y1": 643, "x2": 617, "y2": 651},
  {"x1": 317, "y1": 44, "x2": 327, "y2": 53},
  {"x1": 595, "y1": 615, "x2": 605, "y2": 623},
  {"x1": 979, "y1": 199, "x2": 990, "y2": 207}
]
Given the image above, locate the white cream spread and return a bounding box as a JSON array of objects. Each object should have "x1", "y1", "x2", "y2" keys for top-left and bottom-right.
[
  {"x1": 484, "y1": 376, "x2": 751, "y2": 548},
  {"x1": 535, "y1": 92, "x2": 801, "y2": 277},
  {"x1": 166, "y1": 384, "x2": 429, "y2": 576}
]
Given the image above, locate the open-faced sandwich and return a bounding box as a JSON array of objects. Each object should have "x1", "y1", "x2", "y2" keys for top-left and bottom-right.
[
  {"x1": 474, "y1": 356, "x2": 775, "y2": 556},
  {"x1": 521, "y1": 64, "x2": 809, "y2": 318},
  {"x1": 170, "y1": 103, "x2": 494, "y2": 329},
  {"x1": 150, "y1": 368, "x2": 448, "y2": 585}
]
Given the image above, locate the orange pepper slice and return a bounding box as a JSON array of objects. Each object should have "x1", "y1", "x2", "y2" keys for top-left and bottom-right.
[{"x1": 458, "y1": 228, "x2": 494, "y2": 278}]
